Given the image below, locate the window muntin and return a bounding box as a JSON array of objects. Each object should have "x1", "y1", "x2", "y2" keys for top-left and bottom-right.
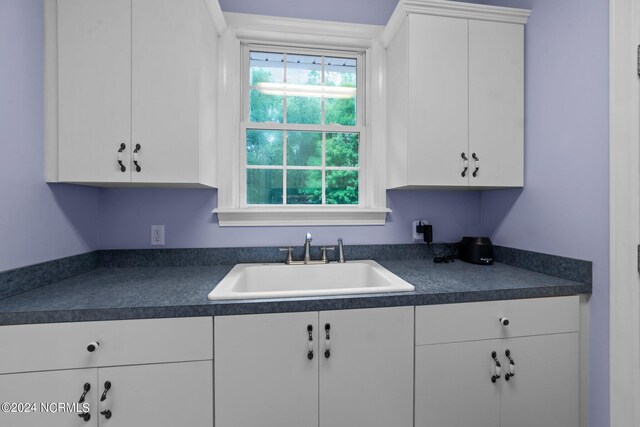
[{"x1": 242, "y1": 46, "x2": 363, "y2": 207}]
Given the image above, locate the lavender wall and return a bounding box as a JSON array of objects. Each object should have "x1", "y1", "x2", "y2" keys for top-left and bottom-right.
[
  {"x1": 0, "y1": 0, "x2": 99, "y2": 272},
  {"x1": 98, "y1": 189, "x2": 481, "y2": 248},
  {"x1": 470, "y1": 0, "x2": 610, "y2": 425},
  {"x1": 218, "y1": 0, "x2": 397, "y2": 25}
]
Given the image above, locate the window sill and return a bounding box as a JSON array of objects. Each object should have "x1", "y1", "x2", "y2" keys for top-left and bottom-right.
[{"x1": 213, "y1": 207, "x2": 391, "y2": 227}]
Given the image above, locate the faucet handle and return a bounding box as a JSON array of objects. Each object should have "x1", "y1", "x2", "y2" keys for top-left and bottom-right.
[
  {"x1": 321, "y1": 246, "x2": 335, "y2": 263},
  {"x1": 337, "y1": 238, "x2": 345, "y2": 263},
  {"x1": 279, "y1": 247, "x2": 294, "y2": 264}
]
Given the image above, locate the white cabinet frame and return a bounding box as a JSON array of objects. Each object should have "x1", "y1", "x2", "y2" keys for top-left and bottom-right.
[{"x1": 610, "y1": 0, "x2": 640, "y2": 425}]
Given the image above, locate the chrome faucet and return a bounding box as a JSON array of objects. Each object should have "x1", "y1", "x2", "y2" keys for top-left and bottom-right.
[
  {"x1": 279, "y1": 233, "x2": 334, "y2": 265},
  {"x1": 304, "y1": 233, "x2": 313, "y2": 263}
]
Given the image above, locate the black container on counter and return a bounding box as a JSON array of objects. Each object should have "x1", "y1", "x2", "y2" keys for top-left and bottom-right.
[{"x1": 458, "y1": 237, "x2": 494, "y2": 265}]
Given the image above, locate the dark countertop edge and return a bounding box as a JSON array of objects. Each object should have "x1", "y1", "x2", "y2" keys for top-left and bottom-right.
[{"x1": 0, "y1": 283, "x2": 591, "y2": 326}]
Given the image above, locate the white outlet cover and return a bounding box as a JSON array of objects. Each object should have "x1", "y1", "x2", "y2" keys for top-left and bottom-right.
[{"x1": 151, "y1": 225, "x2": 165, "y2": 246}]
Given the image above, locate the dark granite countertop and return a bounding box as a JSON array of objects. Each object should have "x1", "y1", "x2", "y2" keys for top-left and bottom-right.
[{"x1": 0, "y1": 259, "x2": 590, "y2": 325}]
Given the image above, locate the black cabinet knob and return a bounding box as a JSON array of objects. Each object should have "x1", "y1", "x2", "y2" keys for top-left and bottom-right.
[
  {"x1": 78, "y1": 412, "x2": 91, "y2": 422},
  {"x1": 100, "y1": 410, "x2": 112, "y2": 419},
  {"x1": 87, "y1": 341, "x2": 99, "y2": 352}
]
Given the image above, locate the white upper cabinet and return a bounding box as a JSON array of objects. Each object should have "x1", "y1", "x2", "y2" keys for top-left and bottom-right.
[
  {"x1": 53, "y1": 0, "x2": 222, "y2": 187},
  {"x1": 57, "y1": 0, "x2": 132, "y2": 185},
  {"x1": 384, "y1": 0, "x2": 529, "y2": 189},
  {"x1": 469, "y1": 19, "x2": 525, "y2": 187}
]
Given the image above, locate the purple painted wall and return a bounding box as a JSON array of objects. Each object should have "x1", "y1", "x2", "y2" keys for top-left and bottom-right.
[
  {"x1": 98, "y1": 189, "x2": 481, "y2": 248},
  {"x1": 469, "y1": 0, "x2": 610, "y2": 425},
  {"x1": 0, "y1": 0, "x2": 99, "y2": 272},
  {"x1": 218, "y1": 0, "x2": 397, "y2": 24}
]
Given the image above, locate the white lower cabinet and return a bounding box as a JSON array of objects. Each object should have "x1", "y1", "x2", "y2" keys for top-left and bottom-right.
[
  {"x1": 0, "y1": 317, "x2": 213, "y2": 427},
  {"x1": 0, "y1": 369, "x2": 97, "y2": 427},
  {"x1": 415, "y1": 340, "x2": 502, "y2": 427},
  {"x1": 415, "y1": 296, "x2": 580, "y2": 427},
  {"x1": 97, "y1": 361, "x2": 213, "y2": 426},
  {"x1": 214, "y1": 307, "x2": 414, "y2": 427}
]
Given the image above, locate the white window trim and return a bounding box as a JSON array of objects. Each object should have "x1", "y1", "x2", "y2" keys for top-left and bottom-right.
[{"x1": 214, "y1": 12, "x2": 390, "y2": 226}]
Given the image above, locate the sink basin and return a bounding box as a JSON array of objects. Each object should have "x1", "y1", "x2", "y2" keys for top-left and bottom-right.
[{"x1": 207, "y1": 260, "x2": 415, "y2": 300}]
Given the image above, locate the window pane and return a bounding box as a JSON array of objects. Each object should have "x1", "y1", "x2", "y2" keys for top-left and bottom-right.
[
  {"x1": 250, "y1": 89, "x2": 283, "y2": 123},
  {"x1": 326, "y1": 133, "x2": 359, "y2": 167},
  {"x1": 287, "y1": 131, "x2": 322, "y2": 166},
  {"x1": 286, "y1": 54, "x2": 322, "y2": 85},
  {"x1": 325, "y1": 57, "x2": 357, "y2": 88},
  {"x1": 287, "y1": 170, "x2": 321, "y2": 205},
  {"x1": 325, "y1": 57, "x2": 357, "y2": 125},
  {"x1": 247, "y1": 169, "x2": 283, "y2": 205},
  {"x1": 326, "y1": 170, "x2": 358, "y2": 205},
  {"x1": 250, "y1": 52, "x2": 284, "y2": 85},
  {"x1": 325, "y1": 97, "x2": 356, "y2": 126},
  {"x1": 247, "y1": 130, "x2": 283, "y2": 166},
  {"x1": 286, "y1": 96, "x2": 321, "y2": 124}
]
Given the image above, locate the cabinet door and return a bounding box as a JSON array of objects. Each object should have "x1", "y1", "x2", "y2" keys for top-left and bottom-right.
[
  {"x1": 469, "y1": 20, "x2": 524, "y2": 187},
  {"x1": 215, "y1": 312, "x2": 319, "y2": 427},
  {"x1": 97, "y1": 361, "x2": 212, "y2": 427},
  {"x1": 407, "y1": 14, "x2": 469, "y2": 187},
  {"x1": 58, "y1": 0, "x2": 132, "y2": 183},
  {"x1": 415, "y1": 340, "x2": 501, "y2": 427},
  {"x1": 500, "y1": 333, "x2": 579, "y2": 427},
  {"x1": 131, "y1": 0, "x2": 200, "y2": 184},
  {"x1": 0, "y1": 368, "x2": 98, "y2": 427},
  {"x1": 319, "y1": 307, "x2": 413, "y2": 427}
]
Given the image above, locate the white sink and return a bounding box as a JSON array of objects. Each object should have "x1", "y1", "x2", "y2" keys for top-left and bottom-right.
[{"x1": 208, "y1": 260, "x2": 415, "y2": 300}]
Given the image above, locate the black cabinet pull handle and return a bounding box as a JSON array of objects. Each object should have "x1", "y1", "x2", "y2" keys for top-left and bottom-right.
[
  {"x1": 100, "y1": 410, "x2": 112, "y2": 419},
  {"x1": 491, "y1": 351, "x2": 502, "y2": 383},
  {"x1": 472, "y1": 153, "x2": 480, "y2": 177},
  {"x1": 117, "y1": 143, "x2": 126, "y2": 172},
  {"x1": 78, "y1": 382, "x2": 91, "y2": 403},
  {"x1": 505, "y1": 349, "x2": 516, "y2": 380},
  {"x1": 100, "y1": 381, "x2": 111, "y2": 402},
  {"x1": 461, "y1": 153, "x2": 469, "y2": 177},
  {"x1": 77, "y1": 382, "x2": 91, "y2": 421},
  {"x1": 324, "y1": 323, "x2": 331, "y2": 358},
  {"x1": 133, "y1": 144, "x2": 141, "y2": 172},
  {"x1": 307, "y1": 324, "x2": 314, "y2": 360}
]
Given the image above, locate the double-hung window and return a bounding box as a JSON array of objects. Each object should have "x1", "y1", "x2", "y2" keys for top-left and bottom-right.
[{"x1": 241, "y1": 46, "x2": 364, "y2": 207}]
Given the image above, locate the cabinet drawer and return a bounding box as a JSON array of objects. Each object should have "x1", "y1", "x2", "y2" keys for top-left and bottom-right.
[
  {"x1": 0, "y1": 317, "x2": 212, "y2": 374},
  {"x1": 415, "y1": 296, "x2": 579, "y2": 345}
]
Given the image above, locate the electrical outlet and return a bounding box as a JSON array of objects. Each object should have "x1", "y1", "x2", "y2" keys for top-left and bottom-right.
[
  {"x1": 151, "y1": 225, "x2": 165, "y2": 246},
  {"x1": 412, "y1": 220, "x2": 429, "y2": 242}
]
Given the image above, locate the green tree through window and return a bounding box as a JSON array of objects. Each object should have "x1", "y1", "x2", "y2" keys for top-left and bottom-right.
[{"x1": 246, "y1": 50, "x2": 360, "y2": 206}]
